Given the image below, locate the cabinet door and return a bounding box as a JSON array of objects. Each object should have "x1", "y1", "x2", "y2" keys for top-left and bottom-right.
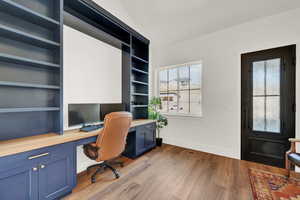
[
  {"x1": 38, "y1": 144, "x2": 75, "y2": 200},
  {"x1": 144, "y1": 123, "x2": 156, "y2": 148},
  {"x1": 136, "y1": 127, "x2": 146, "y2": 155},
  {"x1": 0, "y1": 163, "x2": 38, "y2": 200}
]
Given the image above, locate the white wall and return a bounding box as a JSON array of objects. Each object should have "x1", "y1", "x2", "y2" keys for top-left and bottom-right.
[
  {"x1": 152, "y1": 8, "x2": 300, "y2": 159},
  {"x1": 63, "y1": 25, "x2": 122, "y2": 129},
  {"x1": 63, "y1": 0, "x2": 142, "y2": 173}
]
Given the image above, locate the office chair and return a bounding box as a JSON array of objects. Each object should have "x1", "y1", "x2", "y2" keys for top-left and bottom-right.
[{"x1": 83, "y1": 112, "x2": 132, "y2": 183}]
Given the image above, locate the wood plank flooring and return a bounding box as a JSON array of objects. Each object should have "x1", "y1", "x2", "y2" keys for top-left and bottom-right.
[{"x1": 64, "y1": 144, "x2": 289, "y2": 200}]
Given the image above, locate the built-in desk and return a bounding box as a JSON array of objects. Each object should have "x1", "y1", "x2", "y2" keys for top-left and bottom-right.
[
  {"x1": 0, "y1": 119, "x2": 156, "y2": 200},
  {"x1": 0, "y1": 119, "x2": 155, "y2": 158}
]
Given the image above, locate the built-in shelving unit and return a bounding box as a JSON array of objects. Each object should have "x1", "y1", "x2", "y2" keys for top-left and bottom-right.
[
  {"x1": 0, "y1": 0, "x2": 60, "y2": 29},
  {"x1": 0, "y1": 0, "x2": 63, "y2": 140},
  {"x1": 64, "y1": 0, "x2": 150, "y2": 120},
  {"x1": 130, "y1": 36, "x2": 150, "y2": 119},
  {"x1": 0, "y1": 53, "x2": 60, "y2": 69},
  {"x1": 0, "y1": 107, "x2": 60, "y2": 113}
]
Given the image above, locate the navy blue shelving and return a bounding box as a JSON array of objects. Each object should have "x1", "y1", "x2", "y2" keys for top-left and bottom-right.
[
  {"x1": 0, "y1": 0, "x2": 60, "y2": 29},
  {"x1": 0, "y1": 24, "x2": 60, "y2": 49},
  {"x1": 132, "y1": 93, "x2": 149, "y2": 96},
  {"x1": 0, "y1": 81, "x2": 60, "y2": 90},
  {"x1": 131, "y1": 80, "x2": 148, "y2": 86},
  {"x1": 132, "y1": 55, "x2": 148, "y2": 64},
  {"x1": 132, "y1": 105, "x2": 148, "y2": 108},
  {"x1": 132, "y1": 67, "x2": 148, "y2": 75},
  {"x1": 0, "y1": 107, "x2": 60, "y2": 113},
  {"x1": 0, "y1": 53, "x2": 60, "y2": 70},
  {"x1": 0, "y1": 0, "x2": 63, "y2": 140},
  {"x1": 130, "y1": 35, "x2": 149, "y2": 119}
]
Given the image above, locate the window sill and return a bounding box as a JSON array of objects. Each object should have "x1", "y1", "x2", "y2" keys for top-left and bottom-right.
[{"x1": 161, "y1": 113, "x2": 203, "y2": 119}]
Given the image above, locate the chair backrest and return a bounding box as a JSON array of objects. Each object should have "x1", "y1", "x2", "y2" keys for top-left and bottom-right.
[{"x1": 95, "y1": 112, "x2": 132, "y2": 161}]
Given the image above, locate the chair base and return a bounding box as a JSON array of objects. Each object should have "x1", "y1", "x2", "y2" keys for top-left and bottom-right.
[{"x1": 87, "y1": 160, "x2": 124, "y2": 183}]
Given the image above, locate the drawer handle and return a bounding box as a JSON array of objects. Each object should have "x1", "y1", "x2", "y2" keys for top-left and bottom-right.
[
  {"x1": 28, "y1": 153, "x2": 49, "y2": 160},
  {"x1": 40, "y1": 164, "x2": 46, "y2": 169}
]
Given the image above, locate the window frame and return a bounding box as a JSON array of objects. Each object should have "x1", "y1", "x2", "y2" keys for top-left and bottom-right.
[{"x1": 157, "y1": 61, "x2": 203, "y2": 118}]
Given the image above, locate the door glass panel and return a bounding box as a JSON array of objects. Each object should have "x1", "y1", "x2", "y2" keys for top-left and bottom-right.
[
  {"x1": 252, "y1": 58, "x2": 281, "y2": 133},
  {"x1": 253, "y1": 61, "x2": 265, "y2": 96},
  {"x1": 266, "y1": 96, "x2": 280, "y2": 133},
  {"x1": 266, "y1": 59, "x2": 280, "y2": 95},
  {"x1": 253, "y1": 97, "x2": 265, "y2": 132}
]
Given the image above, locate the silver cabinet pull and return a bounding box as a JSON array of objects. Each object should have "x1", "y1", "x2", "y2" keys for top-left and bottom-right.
[
  {"x1": 32, "y1": 167, "x2": 38, "y2": 171},
  {"x1": 40, "y1": 164, "x2": 46, "y2": 169},
  {"x1": 28, "y1": 153, "x2": 49, "y2": 160}
]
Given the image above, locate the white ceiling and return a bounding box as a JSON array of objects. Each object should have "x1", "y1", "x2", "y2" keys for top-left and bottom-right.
[{"x1": 120, "y1": 0, "x2": 300, "y2": 47}]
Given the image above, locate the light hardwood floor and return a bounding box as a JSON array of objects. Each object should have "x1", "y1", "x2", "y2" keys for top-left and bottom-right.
[{"x1": 64, "y1": 144, "x2": 289, "y2": 200}]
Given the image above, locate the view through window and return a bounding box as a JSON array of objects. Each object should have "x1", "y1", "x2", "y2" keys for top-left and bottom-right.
[{"x1": 159, "y1": 62, "x2": 202, "y2": 116}]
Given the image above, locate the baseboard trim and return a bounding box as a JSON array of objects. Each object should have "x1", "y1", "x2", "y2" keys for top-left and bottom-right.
[{"x1": 162, "y1": 137, "x2": 239, "y2": 160}]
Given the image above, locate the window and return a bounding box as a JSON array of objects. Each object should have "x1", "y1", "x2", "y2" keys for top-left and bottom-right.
[{"x1": 158, "y1": 62, "x2": 202, "y2": 117}]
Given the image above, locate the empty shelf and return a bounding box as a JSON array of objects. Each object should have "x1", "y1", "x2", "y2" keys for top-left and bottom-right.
[
  {"x1": 0, "y1": 53, "x2": 60, "y2": 70},
  {"x1": 132, "y1": 55, "x2": 148, "y2": 64},
  {"x1": 0, "y1": 81, "x2": 60, "y2": 90},
  {"x1": 0, "y1": 107, "x2": 60, "y2": 113},
  {"x1": 0, "y1": 0, "x2": 60, "y2": 29},
  {"x1": 132, "y1": 80, "x2": 148, "y2": 86},
  {"x1": 132, "y1": 93, "x2": 149, "y2": 96},
  {"x1": 132, "y1": 67, "x2": 148, "y2": 75},
  {"x1": 132, "y1": 105, "x2": 148, "y2": 108},
  {"x1": 0, "y1": 24, "x2": 60, "y2": 49}
]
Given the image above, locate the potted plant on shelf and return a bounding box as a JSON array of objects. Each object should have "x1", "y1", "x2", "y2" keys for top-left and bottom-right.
[{"x1": 149, "y1": 97, "x2": 168, "y2": 147}]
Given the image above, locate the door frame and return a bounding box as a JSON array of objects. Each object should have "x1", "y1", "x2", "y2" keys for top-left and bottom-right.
[{"x1": 241, "y1": 45, "x2": 296, "y2": 166}]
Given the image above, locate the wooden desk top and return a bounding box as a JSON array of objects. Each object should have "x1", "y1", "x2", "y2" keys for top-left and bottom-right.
[{"x1": 0, "y1": 119, "x2": 155, "y2": 158}]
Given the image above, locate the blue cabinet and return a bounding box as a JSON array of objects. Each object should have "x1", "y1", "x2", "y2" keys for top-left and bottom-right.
[
  {"x1": 123, "y1": 122, "x2": 156, "y2": 158},
  {"x1": 0, "y1": 163, "x2": 38, "y2": 200},
  {"x1": 39, "y1": 143, "x2": 76, "y2": 200},
  {"x1": 0, "y1": 143, "x2": 76, "y2": 200}
]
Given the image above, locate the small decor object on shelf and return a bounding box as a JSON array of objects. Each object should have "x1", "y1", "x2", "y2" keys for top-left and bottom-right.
[{"x1": 149, "y1": 97, "x2": 168, "y2": 146}]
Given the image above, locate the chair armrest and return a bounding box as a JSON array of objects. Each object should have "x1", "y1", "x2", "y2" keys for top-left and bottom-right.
[
  {"x1": 287, "y1": 138, "x2": 299, "y2": 155},
  {"x1": 289, "y1": 138, "x2": 300, "y2": 143}
]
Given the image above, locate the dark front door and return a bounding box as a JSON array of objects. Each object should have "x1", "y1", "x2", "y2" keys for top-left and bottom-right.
[{"x1": 241, "y1": 45, "x2": 296, "y2": 168}]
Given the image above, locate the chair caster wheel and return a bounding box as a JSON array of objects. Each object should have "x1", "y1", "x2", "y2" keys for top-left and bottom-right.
[
  {"x1": 115, "y1": 173, "x2": 120, "y2": 179},
  {"x1": 91, "y1": 177, "x2": 96, "y2": 183}
]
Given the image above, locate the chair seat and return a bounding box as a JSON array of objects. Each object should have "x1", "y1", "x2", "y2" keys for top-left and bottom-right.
[{"x1": 288, "y1": 153, "x2": 300, "y2": 166}]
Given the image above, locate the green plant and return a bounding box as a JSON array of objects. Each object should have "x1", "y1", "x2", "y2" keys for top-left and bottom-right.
[{"x1": 148, "y1": 97, "x2": 168, "y2": 138}]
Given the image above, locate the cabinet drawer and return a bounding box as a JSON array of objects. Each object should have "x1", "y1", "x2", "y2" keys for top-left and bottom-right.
[
  {"x1": 0, "y1": 143, "x2": 74, "y2": 172},
  {"x1": 143, "y1": 123, "x2": 156, "y2": 131}
]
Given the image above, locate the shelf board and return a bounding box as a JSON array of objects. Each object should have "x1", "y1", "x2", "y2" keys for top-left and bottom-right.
[
  {"x1": 132, "y1": 67, "x2": 148, "y2": 75},
  {"x1": 132, "y1": 80, "x2": 148, "y2": 86},
  {"x1": 132, "y1": 93, "x2": 149, "y2": 96},
  {"x1": 0, "y1": 53, "x2": 60, "y2": 70},
  {"x1": 0, "y1": 81, "x2": 60, "y2": 90},
  {"x1": 132, "y1": 105, "x2": 148, "y2": 108},
  {"x1": 0, "y1": 24, "x2": 60, "y2": 49},
  {"x1": 0, "y1": 107, "x2": 60, "y2": 113},
  {"x1": 132, "y1": 55, "x2": 149, "y2": 64},
  {"x1": 0, "y1": 0, "x2": 60, "y2": 29}
]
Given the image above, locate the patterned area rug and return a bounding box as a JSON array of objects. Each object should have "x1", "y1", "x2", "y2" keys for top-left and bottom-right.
[{"x1": 249, "y1": 168, "x2": 300, "y2": 200}]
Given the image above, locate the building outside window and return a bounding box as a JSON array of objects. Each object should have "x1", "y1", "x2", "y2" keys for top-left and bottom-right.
[{"x1": 158, "y1": 61, "x2": 202, "y2": 117}]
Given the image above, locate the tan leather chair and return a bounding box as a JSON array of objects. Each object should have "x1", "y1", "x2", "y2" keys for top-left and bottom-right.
[{"x1": 83, "y1": 112, "x2": 132, "y2": 183}]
